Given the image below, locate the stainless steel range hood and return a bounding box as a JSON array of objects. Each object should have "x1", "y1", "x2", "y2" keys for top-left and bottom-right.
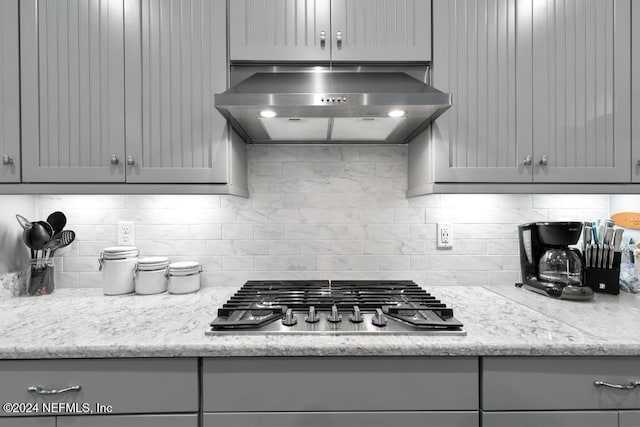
[{"x1": 214, "y1": 72, "x2": 452, "y2": 144}]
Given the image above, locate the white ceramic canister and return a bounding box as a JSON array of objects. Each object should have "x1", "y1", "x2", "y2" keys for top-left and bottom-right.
[
  {"x1": 167, "y1": 261, "x2": 202, "y2": 294},
  {"x1": 135, "y1": 256, "x2": 170, "y2": 295},
  {"x1": 99, "y1": 246, "x2": 139, "y2": 295}
]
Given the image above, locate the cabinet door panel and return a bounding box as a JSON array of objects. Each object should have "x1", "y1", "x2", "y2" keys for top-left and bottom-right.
[
  {"x1": 57, "y1": 414, "x2": 197, "y2": 427},
  {"x1": 20, "y1": 0, "x2": 125, "y2": 183},
  {"x1": 0, "y1": 0, "x2": 20, "y2": 183},
  {"x1": 0, "y1": 418, "x2": 54, "y2": 427},
  {"x1": 531, "y1": 0, "x2": 631, "y2": 182},
  {"x1": 432, "y1": 0, "x2": 532, "y2": 183},
  {"x1": 482, "y1": 411, "x2": 617, "y2": 427},
  {"x1": 229, "y1": 0, "x2": 330, "y2": 61},
  {"x1": 125, "y1": 0, "x2": 229, "y2": 183},
  {"x1": 632, "y1": 0, "x2": 640, "y2": 182},
  {"x1": 331, "y1": 0, "x2": 431, "y2": 62},
  {"x1": 620, "y1": 411, "x2": 640, "y2": 427},
  {"x1": 204, "y1": 411, "x2": 478, "y2": 427}
]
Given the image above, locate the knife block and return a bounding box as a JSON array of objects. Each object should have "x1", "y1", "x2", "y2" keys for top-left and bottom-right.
[{"x1": 583, "y1": 252, "x2": 621, "y2": 295}]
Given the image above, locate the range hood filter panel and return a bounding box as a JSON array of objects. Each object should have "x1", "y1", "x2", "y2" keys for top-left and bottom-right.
[
  {"x1": 259, "y1": 117, "x2": 329, "y2": 140},
  {"x1": 330, "y1": 117, "x2": 404, "y2": 140}
]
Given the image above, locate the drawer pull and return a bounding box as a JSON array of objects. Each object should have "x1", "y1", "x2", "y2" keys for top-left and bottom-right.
[
  {"x1": 594, "y1": 380, "x2": 640, "y2": 390},
  {"x1": 27, "y1": 384, "x2": 82, "y2": 395}
]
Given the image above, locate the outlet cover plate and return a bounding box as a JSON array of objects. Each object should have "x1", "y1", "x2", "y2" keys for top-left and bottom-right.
[
  {"x1": 117, "y1": 221, "x2": 135, "y2": 246},
  {"x1": 437, "y1": 222, "x2": 453, "y2": 248}
]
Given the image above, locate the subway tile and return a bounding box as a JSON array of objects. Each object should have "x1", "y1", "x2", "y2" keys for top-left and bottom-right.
[
  {"x1": 223, "y1": 256, "x2": 254, "y2": 271},
  {"x1": 395, "y1": 240, "x2": 426, "y2": 255},
  {"x1": 39, "y1": 195, "x2": 125, "y2": 209},
  {"x1": 270, "y1": 240, "x2": 334, "y2": 255},
  {"x1": 331, "y1": 240, "x2": 364, "y2": 254},
  {"x1": 268, "y1": 209, "x2": 302, "y2": 224},
  {"x1": 189, "y1": 224, "x2": 223, "y2": 239},
  {"x1": 251, "y1": 193, "x2": 284, "y2": 209},
  {"x1": 378, "y1": 255, "x2": 411, "y2": 271},
  {"x1": 221, "y1": 224, "x2": 253, "y2": 240},
  {"x1": 299, "y1": 208, "x2": 330, "y2": 224},
  {"x1": 394, "y1": 208, "x2": 425, "y2": 224},
  {"x1": 344, "y1": 162, "x2": 376, "y2": 178},
  {"x1": 206, "y1": 240, "x2": 237, "y2": 256},
  {"x1": 363, "y1": 240, "x2": 395, "y2": 255},
  {"x1": 250, "y1": 162, "x2": 282, "y2": 177},
  {"x1": 283, "y1": 193, "x2": 317, "y2": 208},
  {"x1": 137, "y1": 240, "x2": 207, "y2": 256},
  {"x1": 299, "y1": 177, "x2": 331, "y2": 193},
  {"x1": 408, "y1": 194, "x2": 441, "y2": 208},
  {"x1": 359, "y1": 146, "x2": 391, "y2": 161},
  {"x1": 238, "y1": 240, "x2": 270, "y2": 255},
  {"x1": 254, "y1": 255, "x2": 317, "y2": 271},
  {"x1": 237, "y1": 209, "x2": 270, "y2": 224},
  {"x1": 254, "y1": 224, "x2": 284, "y2": 240},
  {"x1": 246, "y1": 145, "x2": 269, "y2": 161},
  {"x1": 267, "y1": 146, "x2": 298, "y2": 161}
]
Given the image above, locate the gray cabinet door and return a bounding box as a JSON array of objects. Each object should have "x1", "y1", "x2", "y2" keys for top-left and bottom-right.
[
  {"x1": 124, "y1": 0, "x2": 230, "y2": 184},
  {"x1": 632, "y1": 0, "x2": 640, "y2": 182},
  {"x1": 620, "y1": 411, "x2": 640, "y2": 427},
  {"x1": 0, "y1": 0, "x2": 20, "y2": 183},
  {"x1": 0, "y1": 418, "x2": 54, "y2": 427},
  {"x1": 330, "y1": 0, "x2": 431, "y2": 62},
  {"x1": 20, "y1": 0, "x2": 126, "y2": 183},
  {"x1": 482, "y1": 411, "x2": 617, "y2": 427},
  {"x1": 432, "y1": 0, "x2": 532, "y2": 183},
  {"x1": 204, "y1": 411, "x2": 478, "y2": 427},
  {"x1": 229, "y1": 0, "x2": 331, "y2": 61},
  {"x1": 530, "y1": 0, "x2": 631, "y2": 183},
  {"x1": 57, "y1": 414, "x2": 198, "y2": 427}
]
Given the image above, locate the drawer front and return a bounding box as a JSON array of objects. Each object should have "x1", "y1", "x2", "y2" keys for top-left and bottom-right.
[
  {"x1": 0, "y1": 359, "x2": 198, "y2": 415},
  {"x1": 482, "y1": 411, "x2": 617, "y2": 427},
  {"x1": 620, "y1": 411, "x2": 640, "y2": 427},
  {"x1": 0, "y1": 418, "x2": 54, "y2": 427},
  {"x1": 203, "y1": 357, "x2": 478, "y2": 412},
  {"x1": 204, "y1": 411, "x2": 479, "y2": 427},
  {"x1": 57, "y1": 414, "x2": 198, "y2": 427},
  {"x1": 483, "y1": 357, "x2": 640, "y2": 410}
]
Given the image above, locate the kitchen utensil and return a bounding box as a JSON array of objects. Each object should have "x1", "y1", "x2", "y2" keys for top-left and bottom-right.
[
  {"x1": 49, "y1": 230, "x2": 75, "y2": 257},
  {"x1": 15, "y1": 214, "x2": 32, "y2": 230},
  {"x1": 610, "y1": 228, "x2": 625, "y2": 269},
  {"x1": 602, "y1": 228, "x2": 614, "y2": 269},
  {"x1": 23, "y1": 223, "x2": 50, "y2": 251},
  {"x1": 37, "y1": 221, "x2": 54, "y2": 238},
  {"x1": 584, "y1": 227, "x2": 593, "y2": 267},
  {"x1": 46, "y1": 211, "x2": 67, "y2": 234}
]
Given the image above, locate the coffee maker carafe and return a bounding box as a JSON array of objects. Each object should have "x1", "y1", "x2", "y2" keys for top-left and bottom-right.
[{"x1": 517, "y1": 222, "x2": 594, "y2": 300}]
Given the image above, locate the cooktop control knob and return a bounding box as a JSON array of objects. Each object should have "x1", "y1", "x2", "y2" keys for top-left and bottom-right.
[
  {"x1": 349, "y1": 305, "x2": 363, "y2": 323},
  {"x1": 305, "y1": 306, "x2": 319, "y2": 323},
  {"x1": 372, "y1": 308, "x2": 388, "y2": 327},
  {"x1": 282, "y1": 308, "x2": 297, "y2": 326},
  {"x1": 327, "y1": 305, "x2": 342, "y2": 323}
]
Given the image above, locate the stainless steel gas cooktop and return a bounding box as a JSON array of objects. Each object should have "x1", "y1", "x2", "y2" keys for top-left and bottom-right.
[{"x1": 206, "y1": 280, "x2": 465, "y2": 336}]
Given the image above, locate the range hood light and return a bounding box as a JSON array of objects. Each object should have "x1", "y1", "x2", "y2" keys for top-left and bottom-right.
[
  {"x1": 388, "y1": 109, "x2": 406, "y2": 118},
  {"x1": 259, "y1": 109, "x2": 277, "y2": 118}
]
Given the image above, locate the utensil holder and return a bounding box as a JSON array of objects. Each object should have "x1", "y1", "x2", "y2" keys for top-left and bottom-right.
[
  {"x1": 25, "y1": 259, "x2": 55, "y2": 296},
  {"x1": 584, "y1": 252, "x2": 621, "y2": 295}
]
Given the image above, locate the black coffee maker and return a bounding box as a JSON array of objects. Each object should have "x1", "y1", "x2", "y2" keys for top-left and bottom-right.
[{"x1": 517, "y1": 222, "x2": 594, "y2": 300}]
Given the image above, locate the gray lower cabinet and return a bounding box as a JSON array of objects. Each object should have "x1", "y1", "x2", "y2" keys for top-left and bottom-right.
[
  {"x1": 0, "y1": 418, "x2": 54, "y2": 427},
  {"x1": 229, "y1": 0, "x2": 430, "y2": 62},
  {"x1": 482, "y1": 411, "x2": 618, "y2": 427},
  {"x1": 204, "y1": 412, "x2": 478, "y2": 427},
  {"x1": 482, "y1": 357, "x2": 640, "y2": 427},
  {"x1": 57, "y1": 414, "x2": 197, "y2": 427},
  {"x1": 0, "y1": 358, "x2": 197, "y2": 421},
  {"x1": 0, "y1": 0, "x2": 21, "y2": 183},
  {"x1": 632, "y1": 0, "x2": 640, "y2": 183},
  {"x1": 419, "y1": 0, "x2": 632, "y2": 190},
  {"x1": 203, "y1": 357, "x2": 479, "y2": 427}
]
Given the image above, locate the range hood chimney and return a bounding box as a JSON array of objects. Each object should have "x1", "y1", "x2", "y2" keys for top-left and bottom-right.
[{"x1": 214, "y1": 72, "x2": 451, "y2": 144}]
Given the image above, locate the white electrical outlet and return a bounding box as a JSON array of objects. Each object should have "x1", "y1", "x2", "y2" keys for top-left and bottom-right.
[
  {"x1": 117, "y1": 221, "x2": 135, "y2": 246},
  {"x1": 437, "y1": 222, "x2": 453, "y2": 248}
]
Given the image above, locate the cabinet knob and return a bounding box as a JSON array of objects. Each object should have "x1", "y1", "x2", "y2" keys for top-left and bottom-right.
[
  {"x1": 522, "y1": 155, "x2": 533, "y2": 166},
  {"x1": 539, "y1": 155, "x2": 548, "y2": 166},
  {"x1": 126, "y1": 155, "x2": 135, "y2": 166},
  {"x1": 320, "y1": 30, "x2": 326, "y2": 48},
  {"x1": 2, "y1": 154, "x2": 13, "y2": 165},
  {"x1": 336, "y1": 31, "x2": 342, "y2": 48},
  {"x1": 110, "y1": 154, "x2": 119, "y2": 165}
]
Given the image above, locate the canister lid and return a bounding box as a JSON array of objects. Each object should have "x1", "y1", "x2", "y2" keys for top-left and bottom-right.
[
  {"x1": 168, "y1": 261, "x2": 201, "y2": 276},
  {"x1": 137, "y1": 256, "x2": 170, "y2": 271},
  {"x1": 101, "y1": 246, "x2": 139, "y2": 260}
]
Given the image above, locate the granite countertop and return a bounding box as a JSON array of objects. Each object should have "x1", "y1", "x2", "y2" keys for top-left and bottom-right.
[{"x1": 0, "y1": 285, "x2": 637, "y2": 359}]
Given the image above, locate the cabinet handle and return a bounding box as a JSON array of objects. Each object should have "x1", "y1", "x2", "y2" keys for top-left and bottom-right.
[
  {"x1": 2, "y1": 154, "x2": 13, "y2": 165},
  {"x1": 539, "y1": 155, "x2": 548, "y2": 166},
  {"x1": 320, "y1": 31, "x2": 326, "y2": 48},
  {"x1": 28, "y1": 384, "x2": 82, "y2": 395},
  {"x1": 110, "y1": 154, "x2": 119, "y2": 165},
  {"x1": 594, "y1": 380, "x2": 640, "y2": 390},
  {"x1": 522, "y1": 155, "x2": 533, "y2": 166},
  {"x1": 336, "y1": 31, "x2": 342, "y2": 48},
  {"x1": 126, "y1": 155, "x2": 135, "y2": 166}
]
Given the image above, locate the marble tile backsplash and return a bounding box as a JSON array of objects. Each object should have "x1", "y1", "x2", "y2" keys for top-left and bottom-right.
[{"x1": 32, "y1": 145, "x2": 610, "y2": 288}]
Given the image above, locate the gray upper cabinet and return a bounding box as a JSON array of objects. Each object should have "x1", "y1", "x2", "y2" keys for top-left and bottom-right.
[
  {"x1": 229, "y1": 0, "x2": 431, "y2": 62},
  {"x1": 432, "y1": 0, "x2": 528, "y2": 183},
  {"x1": 429, "y1": 0, "x2": 631, "y2": 186},
  {"x1": 632, "y1": 0, "x2": 640, "y2": 183},
  {"x1": 124, "y1": 0, "x2": 230, "y2": 183},
  {"x1": 529, "y1": 0, "x2": 631, "y2": 183},
  {"x1": 330, "y1": 0, "x2": 431, "y2": 62},
  {"x1": 229, "y1": 0, "x2": 331, "y2": 61},
  {"x1": 0, "y1": 0, "x2": 20, "y2": 183},
  {"x1": 20, "y1": 0, "x2": 126, "y2": 183}
]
